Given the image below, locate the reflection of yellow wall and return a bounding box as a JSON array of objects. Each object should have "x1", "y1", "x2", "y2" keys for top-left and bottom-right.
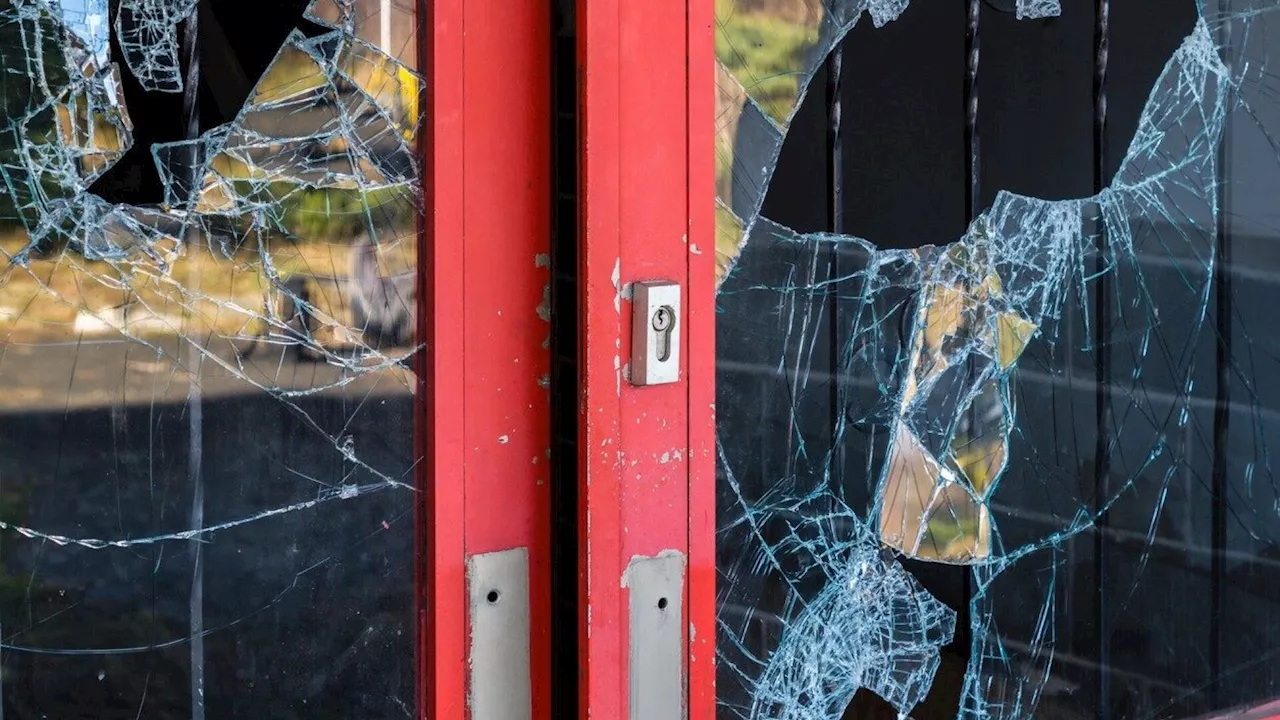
[
  {"x1": 877, "y1": 244, "x2": 1038, "y2": 564},
  {"x1": 399, "y1": 66, "x2": 418, "y2": 139},
  {"x1": 715, "y1": 63, "x2": 747, "y2": 202},
  {"x1": 714, "y1": 202, "x2": 744, "y2": 282}
]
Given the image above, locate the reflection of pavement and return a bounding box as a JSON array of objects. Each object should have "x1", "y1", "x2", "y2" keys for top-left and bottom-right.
[{"x1": 0, "y1": 336, "x2": 417, "y2": 412}]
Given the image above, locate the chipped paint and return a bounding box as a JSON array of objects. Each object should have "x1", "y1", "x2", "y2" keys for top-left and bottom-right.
[
  {"x1": 537, "y1": 284, "x2": 552, "y2": 322},
  {"x1": 612, "y1": 258, "x2": 622, "y2": 314},
  {"x1": 620, "y1": 549, "x2": 687, "y2": 589}
]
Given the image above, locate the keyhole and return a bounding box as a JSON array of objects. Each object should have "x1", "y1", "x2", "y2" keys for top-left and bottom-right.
[{"x1": 652, "y1": 306, "x2": 675, "y2": 362}]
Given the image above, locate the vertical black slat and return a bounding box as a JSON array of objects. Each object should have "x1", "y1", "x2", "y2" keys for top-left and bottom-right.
[
  {"x1": 1209, "y1": 1, "x2": 1232, "y2": 707},
  {"x1": 827, "y1": 47, "x2": 843, "y2": 236},
  {"x1": 548, "y1": 0, "x2": 579, "y2": 716},
  {"x1": 959, "y1": 0, "x2": 980, "y2": 659},
  {"x1": 964, "y1": 0, "x2": 981, "y2": 221},
  {"x1": 832, "y1": 12, "x2": 970, "y2": 702},
  {"x1": 834, "y1": 8, "x2": 970, "y2": 712},
  {"x1": 1092, "y1": 0, "x2": 1112, "y2": 717},
  {"x1": 975, "y1": 6, "x2": 1098, "y2": 712},
  {"x1": 837, "y1": 4, "x2": 968, "y2": 248},
  {"x1": 827, "y1": 42, "x2": 844, "y2": 498},
  {"x1": 829, "y1": 42, "x2": 839, "y2": 235},
  {"x1": 180, "y1": 7, "x2": 206, "y2": 720}
]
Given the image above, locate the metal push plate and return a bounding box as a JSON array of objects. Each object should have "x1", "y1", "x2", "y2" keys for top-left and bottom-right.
[
  {"x1": 626, "y1": 551, "x2": 687, "y2": 720},
  {"x1": 630, "y1": 281, "x2": 681, "y2": 386},
  {"x1": 467, "y1": 548, "x2": 532, "y2": 720}
]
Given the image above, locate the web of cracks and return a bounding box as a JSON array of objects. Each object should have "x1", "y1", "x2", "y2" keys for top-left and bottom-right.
[
  {"x1": 0, "y1": 0, "x2": 424, "y2": 649},
  {"x1": 715, "y1": 2, "x2": 1280, "y2": 718}
]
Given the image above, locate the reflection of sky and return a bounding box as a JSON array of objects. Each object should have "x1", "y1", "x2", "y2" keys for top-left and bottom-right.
[{"x1": 55, "y1": 0, "x2": 109, "y2": 63}]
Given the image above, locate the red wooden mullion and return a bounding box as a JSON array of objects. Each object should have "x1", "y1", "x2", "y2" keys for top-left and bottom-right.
[
  {"x1": 461, "y1": 0, "x2": 553, "y2": 716},
  {"x1": 686, "y1": 0, "x2": 718, "y2": 714},
  {"x1": 578, "y1": 0, "x2": 715, "y2": 717},
  {"x1": 423, "y1": 0, "x2": 552, "y2": 717},
  {"x1": 577, "y1": 0, "x2": 625, "y2": 712},
  {"x1": 421, "y1": 0, "x2": 467, "y2": 713}
]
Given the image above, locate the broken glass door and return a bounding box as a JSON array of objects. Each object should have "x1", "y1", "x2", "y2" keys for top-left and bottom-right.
[
  {"x1": 715, "y1": 1, "x2": 1280, "y2": 718},
  {"x1": 0, "y1": 0, "x2": 422, "y2": 716}
]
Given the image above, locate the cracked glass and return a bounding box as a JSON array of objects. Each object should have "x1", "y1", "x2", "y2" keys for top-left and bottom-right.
[
  {"x1": 0, "y1": 0, "x2": 421, "y2": 715},
  {"x1": 716, "y1": 1, "x2": 1280, "y2": 718}
]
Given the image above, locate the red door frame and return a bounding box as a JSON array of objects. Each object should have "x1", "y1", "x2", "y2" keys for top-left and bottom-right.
[
  {"x1": 577, "y1": 0, "x2": 716, "y2": 717},
  {"x1": 420, "y1": 0, "x2": 553, "y2": 717}
]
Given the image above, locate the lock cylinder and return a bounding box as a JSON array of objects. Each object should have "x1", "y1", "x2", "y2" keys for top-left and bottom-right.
[{"x1": 630, "y1": 281, "x2": 682, "y2": 386}]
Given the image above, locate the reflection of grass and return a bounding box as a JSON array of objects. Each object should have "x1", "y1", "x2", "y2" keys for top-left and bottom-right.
[
  {"x1": 279, "y1": 185, "x2": 416, "y2": 239},
  {"x1": 197, "y1": 179, "x2": 417, "y2": 241},
  {"x1": 926, "y1": 512, "x2": 979, "y2": 544},
  {"x1": 923, "y1": 506, "x2": 983, "y2": 561}
]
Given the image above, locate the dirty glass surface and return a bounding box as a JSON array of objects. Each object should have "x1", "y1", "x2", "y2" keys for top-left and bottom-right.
[
  {"x1": 716, "y1": 1, "x2": 1280, "y2": 718},
  {"x1": 0, "y1": 0, "x2": 422, "y2": 716}
]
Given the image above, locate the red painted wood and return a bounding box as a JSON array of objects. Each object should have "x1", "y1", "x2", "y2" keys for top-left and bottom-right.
[
  {"x1": 422, "y1": 0, "x2": 551, "y2": 716},
  {"x1": 421, "y1": 0, "x2": 467, "y2": 714},
  {"x1": 461, "y1": 0, "x2": 553, "y2": 717},
  {"x1": 577, "y1": 0, "x2": 625, "y2": 713},
  {"x1": 578, "y1": 0, "x2": 712, "y2": 717}
]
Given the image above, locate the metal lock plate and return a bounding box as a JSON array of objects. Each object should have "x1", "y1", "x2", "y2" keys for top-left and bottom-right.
[
  {"x1": 626, "y1": 551, "x2": 687, "y2": 720},
  {"x1": 467, "y1": 548, "x2": 532, "y2": 720},
  {"x1": 630, "y1": 281, "x2": 681, "y2": 386}
]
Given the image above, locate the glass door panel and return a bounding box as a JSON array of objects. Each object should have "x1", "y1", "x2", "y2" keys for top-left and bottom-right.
[
  {"x1": 714, "y1": 2, "x2": 1280, "y2": 718},
  {"x1": 0, "y1": 1, "x2": 422, "y2": 715}
]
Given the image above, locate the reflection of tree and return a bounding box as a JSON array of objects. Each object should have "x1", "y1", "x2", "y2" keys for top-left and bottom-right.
[
  {"x1": 0, "y1": 5, "x2": 74, "y2": 230},
  {"x1": 1, "y1": 2, "x2": 418, "y2": 246}
]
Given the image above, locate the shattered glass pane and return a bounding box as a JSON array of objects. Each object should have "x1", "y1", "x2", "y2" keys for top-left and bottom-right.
[
  {"x1": 717, "y1": 1, "x2": 1280, "y2": 718},
  {"x1": 0, "y1": 0, "x2": 421, "y2": 714},
  {"x1": 1015, "y1": 0, "x2": 1060, "y2": 21},
  {"x1": 115, "y1": 0, "x2": 198, "y2": 92}
]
